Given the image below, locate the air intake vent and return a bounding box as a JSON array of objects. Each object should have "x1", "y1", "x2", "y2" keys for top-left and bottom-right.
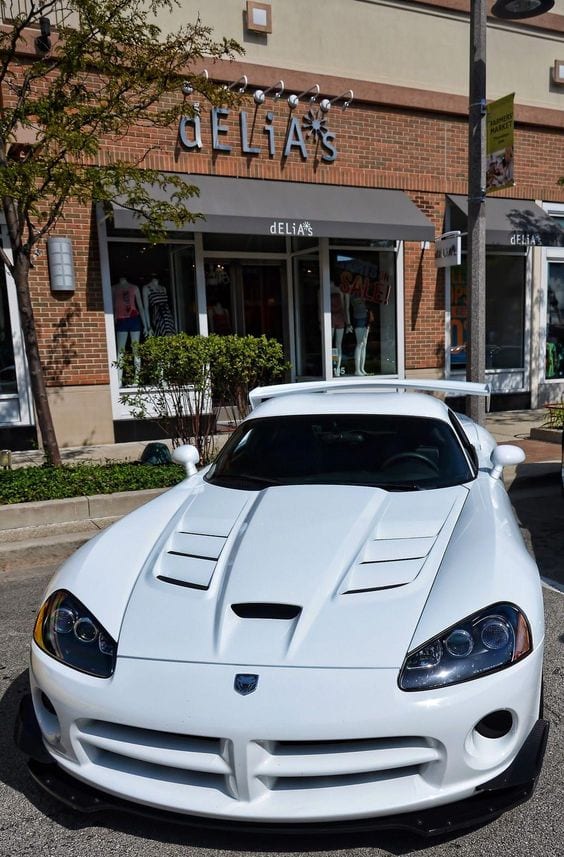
[{"x1": 231, "y1": 603, "x2": 302, "y2": 620}]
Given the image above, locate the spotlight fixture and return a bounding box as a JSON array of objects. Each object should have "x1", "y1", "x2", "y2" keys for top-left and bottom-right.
[
  {"x1": 319, "y1": 90, "x2": 354, "y2": 113},
  {"x1": 35, "y1": 16, "x2": 51, "y2": 53},
  {"x1": 253, "y1": 80, "x2": 284, "y2": 105},
  {"x1": 288, "y1": 84, "x2": 320, "y2": 110},
  {"x1": 182, "y1": 70, "x2": 208, "y2": 97},
  {"x1": 491, "y1": 0, "x2": 554, "y2": 18}
]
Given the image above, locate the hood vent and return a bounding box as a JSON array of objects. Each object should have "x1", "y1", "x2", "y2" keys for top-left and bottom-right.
[
  {"x1": 343, "y1": 537, "x2": 435, "y2": 594},
  {"x1": 231, "y1": 603, "x2": 302, "y2": 620},
  {"x1": 156, "y1": 531, "x2": 227, "y2": 590}
]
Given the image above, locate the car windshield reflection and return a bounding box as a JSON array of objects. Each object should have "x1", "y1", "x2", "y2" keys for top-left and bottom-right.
[{"x1": 206, "y1": 414, "x2": 475, "y2": 491}]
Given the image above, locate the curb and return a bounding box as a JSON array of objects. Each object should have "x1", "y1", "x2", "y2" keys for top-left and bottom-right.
[
  {"x1": 0, "y1": 488, "x2": 168, "y2": 573},
  {"x1": 0, "y1": 487, "x2": 167, "y2": 532},
  {"x1": 530, "y1": 427, "x2": 562, "y2": 445}
]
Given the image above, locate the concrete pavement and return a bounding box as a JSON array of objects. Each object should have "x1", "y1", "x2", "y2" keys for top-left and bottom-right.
[{"x1": 0, "y1": 409, "x2": 561, "y2": 572}]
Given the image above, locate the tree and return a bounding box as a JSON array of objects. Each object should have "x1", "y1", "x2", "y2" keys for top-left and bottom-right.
[{"x1": 0, "y1": 1, "x2": 241, "y2": 464}]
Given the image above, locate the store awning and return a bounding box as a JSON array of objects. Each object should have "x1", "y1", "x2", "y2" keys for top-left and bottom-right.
[
  {"x1": 111, "y1": 174, "x2": 435, "y2": 241},
  {"x1": 447, "y1": 194, "x2": 564, "y2": 246}
]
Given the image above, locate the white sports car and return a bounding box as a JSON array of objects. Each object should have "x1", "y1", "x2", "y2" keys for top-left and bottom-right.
[{"x1": 16, "y1": 379, "x2": 549, "y2": 836}]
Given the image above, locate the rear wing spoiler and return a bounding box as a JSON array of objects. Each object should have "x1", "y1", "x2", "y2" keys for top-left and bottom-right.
[{"x1": 249, "y1": 378, "x2": 491, "y2": 411}]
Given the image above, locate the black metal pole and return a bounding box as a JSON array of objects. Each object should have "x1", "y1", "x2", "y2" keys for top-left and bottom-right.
[{"x1": 467, "y1": 0, "x2": 487, "y2": 425}]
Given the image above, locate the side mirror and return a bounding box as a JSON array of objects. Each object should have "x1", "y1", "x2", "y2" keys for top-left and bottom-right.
[
  {"x1": 490, "y1": 444, "x2": 525, "y2": 480},
  {"x1": 172, "y1": 444, "x2": 200, "y2": 477}
]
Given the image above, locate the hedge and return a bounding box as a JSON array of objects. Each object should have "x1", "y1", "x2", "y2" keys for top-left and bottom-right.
[{"x1": 0, "y1": 462, "x2": 185, "y2": 506}]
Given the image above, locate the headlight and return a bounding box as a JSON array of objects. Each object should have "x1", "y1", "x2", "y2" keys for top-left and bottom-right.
[
  {"x1": 399, "y1": 603, "x2": 531, "y2": 691},
  {"x1": 33, "y1": 590, "x2": 117, "y2": 678}
]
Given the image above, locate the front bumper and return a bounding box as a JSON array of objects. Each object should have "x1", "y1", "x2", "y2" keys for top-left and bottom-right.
[
  {"x1": 18, "y1": 703, "x2": 548, "y2": 837},
  {"x1": 21, "y1": 644, "x2": 547, "y2": 829}
]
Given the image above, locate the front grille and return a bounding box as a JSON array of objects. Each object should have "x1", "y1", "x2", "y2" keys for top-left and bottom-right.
[
  {"x1": 76, "y1": 720, "x2": 230, "y2": 793},
  {"x1": 74, "y1": 721, "x2": 441, "y2": 801},
  {"x1": 258, "y1": 737, "x2": 440, "y2": 787}
]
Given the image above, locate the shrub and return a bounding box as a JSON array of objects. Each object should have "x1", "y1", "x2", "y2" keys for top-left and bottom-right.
[
  {"x1": 209, "y1": 334, "x2": 289, "y2": 422},
  {"x1": 119, "y1": 334, "x2": 289, "y2": 460},
  {"x1": 0, "y1": 462, "x2": 184, "y2": 505},
  {"x1": 119, "y1": 334, "x2": 215, "y2": 462}
]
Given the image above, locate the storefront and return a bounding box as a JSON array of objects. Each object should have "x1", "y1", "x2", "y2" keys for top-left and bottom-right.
[
  {"x1": 101, "y1": 175, "x2": 434, "y2": 435},
  {"x1": 5, "y1": 0, "x2": 564, "y2": 450},
  {"x1": 444, "y1": 195, "x2": 564, "y2": 406}
]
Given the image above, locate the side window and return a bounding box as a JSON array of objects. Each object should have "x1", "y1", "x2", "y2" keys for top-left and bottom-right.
[{"x1": 448, "y1": 410, "x2": 479, "y2": 474}]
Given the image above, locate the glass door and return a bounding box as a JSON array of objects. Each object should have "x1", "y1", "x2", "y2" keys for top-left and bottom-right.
[
  {"x1": 241, "y1": 263, "x2": 284, "y2": 343},
  {"x1": 293, "y1": 256, "x2": 322, "y2": 378},
  {"x1": 204, "y1": 260, "x2": 287, "y2": 354}
]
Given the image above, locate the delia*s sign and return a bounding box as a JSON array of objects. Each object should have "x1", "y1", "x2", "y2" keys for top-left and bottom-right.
[{"x1": 179, "y1": 106, "x2": 338, "y2": 163}]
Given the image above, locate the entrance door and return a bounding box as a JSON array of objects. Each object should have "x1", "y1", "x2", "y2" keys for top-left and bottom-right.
[
  {"x1": 240, "y1": 263, "x2": 284, "y2": 343},
  {"x1": 205, "y1": 260, "x2": 287, "y2": 351}
]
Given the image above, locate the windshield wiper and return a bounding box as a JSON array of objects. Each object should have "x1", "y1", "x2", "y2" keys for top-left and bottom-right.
[
  {"x1": 212, "y1": 473, "x2": 283, "y2": 488},
  {"x1": 373, "y1": 482, "x2": 426, "y2": 492}
]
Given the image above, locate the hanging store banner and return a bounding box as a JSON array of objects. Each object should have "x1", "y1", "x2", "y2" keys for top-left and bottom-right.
[
  {"x1": 435, "y1": 230, "x2": 461, "y2": 268},
  {"x1": 486, "y1": 93, "x2": 515, "y2": 194}
]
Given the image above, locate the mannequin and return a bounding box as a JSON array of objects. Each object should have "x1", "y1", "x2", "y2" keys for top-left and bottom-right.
[
  {"x1": 112, "y1": 277, "x2": 149, "y2": 385},
  {"x1": 143, "y1": 278, "x2": 175, "y2": 337},
  {"x1": 349, "y1": 292, "x2": 370, "y2": 376},
  {"x1": 330, "y1": 281, "x2": 351, "y2": 376},
  {"x1": 207, "y1": 300, "x2": 231, "y2": 334}
]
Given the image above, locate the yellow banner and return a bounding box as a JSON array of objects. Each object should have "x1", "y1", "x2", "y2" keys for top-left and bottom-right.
[{"x1": 486, "y1": 93, "x2": 515, "y2": 193}]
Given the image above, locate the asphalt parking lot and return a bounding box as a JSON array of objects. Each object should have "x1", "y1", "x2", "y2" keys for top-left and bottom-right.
[{"x1": 0, "y1": 551, "x2": 562, "y2": 857}]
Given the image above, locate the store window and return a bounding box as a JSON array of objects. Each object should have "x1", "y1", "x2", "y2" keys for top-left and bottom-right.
[
  {"x1": 450, "y1": 252, "x2": 526, "y2": 371},
  {"x1": 546, "y1": 262, "x2": 564, "y2": 379},
  {"x1": 329, "y1": 248, "x2": 397, "y2": 376},
  {"x1": 108, "y1": 242, "x2": 196, "y2": 386},
  {"x1": 0, "y1": 267, "x2": 17, "y2": 395}
]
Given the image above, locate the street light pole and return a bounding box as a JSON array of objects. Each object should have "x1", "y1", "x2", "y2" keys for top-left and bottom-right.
[
  {"x1": 465, "y1": 0, "x2": 554, "y2": 425},
  {"x1": 466, "y1": 0, "x2": 487, "y2": 426}
]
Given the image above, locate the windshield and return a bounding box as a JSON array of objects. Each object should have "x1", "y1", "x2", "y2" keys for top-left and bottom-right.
[{"x1": 206, "y1": 414, "x2": 475, "y2": 491}]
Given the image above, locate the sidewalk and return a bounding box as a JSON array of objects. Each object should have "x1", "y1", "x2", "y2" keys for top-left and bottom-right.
[
  {"x1": 485, "y1": 408, "x2": 561, "y2": 496},
  {"x1": 0, "y1": 409, "x2": 561, "y2": 572}
]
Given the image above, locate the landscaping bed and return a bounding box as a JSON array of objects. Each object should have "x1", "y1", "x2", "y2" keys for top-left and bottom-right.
[{"x1": 0, "y1": 462, "x2": 185, "y2": 506}]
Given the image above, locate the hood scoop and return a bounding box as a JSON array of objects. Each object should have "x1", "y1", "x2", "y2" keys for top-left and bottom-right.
[
  {"x1": 231, "y1": 603, "x2": 302, "y2": 620},
  {"x1": 154, "y1": 485, "x2": 252, "y2": 589}
]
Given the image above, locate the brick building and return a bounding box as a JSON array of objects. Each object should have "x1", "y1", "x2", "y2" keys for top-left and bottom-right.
[{"x1": 3, "y1": 0, "x2": 564, "y2": 448}]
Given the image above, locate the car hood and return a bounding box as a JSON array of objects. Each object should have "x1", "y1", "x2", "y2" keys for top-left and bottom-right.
[{"x1": 117, "y1": 479, "x2": 469, "y2": 668}]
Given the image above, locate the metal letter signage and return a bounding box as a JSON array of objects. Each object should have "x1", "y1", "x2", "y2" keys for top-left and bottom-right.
[
  {"x1": 178, "y1": 106, "x2": 338, "y2": 162},
  {"x1": 211, "y1": 107, "x2": 232, "y2": 152},
  {"x1": 178, "y1": 115, "x2": 202, "y2": 150}
]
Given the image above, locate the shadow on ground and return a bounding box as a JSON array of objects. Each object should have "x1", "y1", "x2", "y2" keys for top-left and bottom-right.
[{"x1": 510, "y1": 467, "x2": 563, "y2": 588}]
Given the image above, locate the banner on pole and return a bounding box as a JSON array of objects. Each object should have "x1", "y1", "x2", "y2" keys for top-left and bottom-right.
[{"x1": 486, "y1": 93, "x2": 515, "y2": 193}]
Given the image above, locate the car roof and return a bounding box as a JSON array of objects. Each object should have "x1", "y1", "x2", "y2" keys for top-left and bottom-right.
[{"x1": 250, "y1": 391, "x2": 452, "y2": 422}]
